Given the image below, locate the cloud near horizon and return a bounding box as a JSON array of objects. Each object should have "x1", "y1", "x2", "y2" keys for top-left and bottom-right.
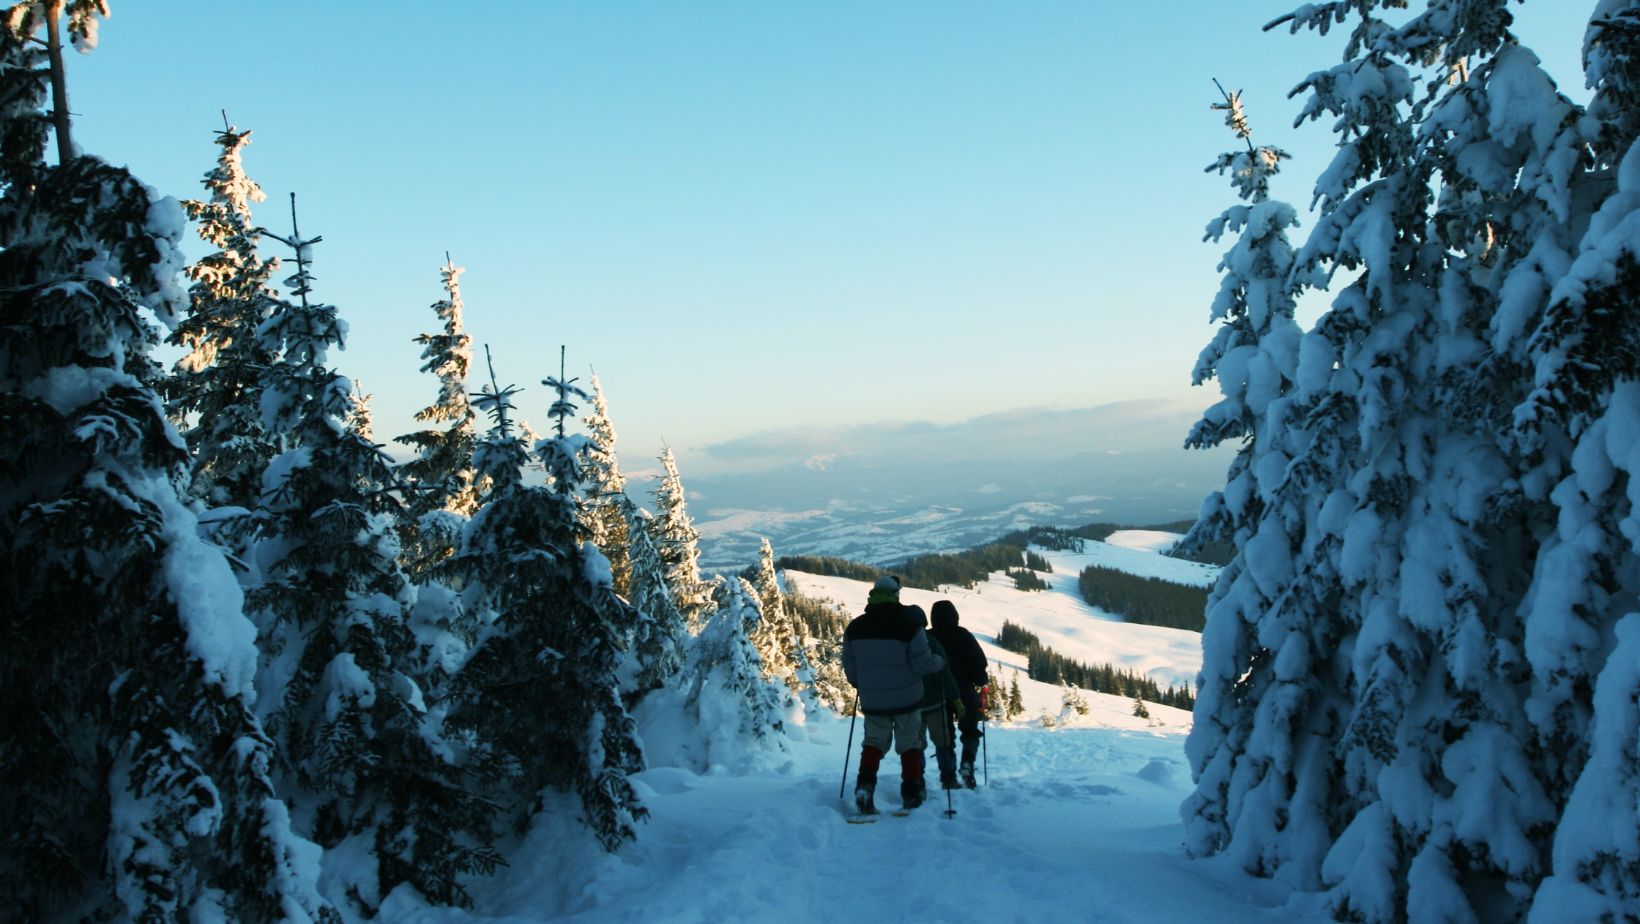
[{"x1": 693, "y1": 399, "x2": 1208, "y2": 471}]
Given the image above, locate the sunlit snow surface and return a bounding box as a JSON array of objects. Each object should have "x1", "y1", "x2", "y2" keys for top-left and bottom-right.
[{"x1": 372, "y1": 538, "x2": 1318, "y2": 924}]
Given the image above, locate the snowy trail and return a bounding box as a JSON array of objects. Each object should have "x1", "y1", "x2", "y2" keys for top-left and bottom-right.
[
  {"x1": 381, "y1": 711, "x2": 1303, "y2": 924},
  {"x1": 377, "y1": 543, "x2": 1299, "y2": 924}
]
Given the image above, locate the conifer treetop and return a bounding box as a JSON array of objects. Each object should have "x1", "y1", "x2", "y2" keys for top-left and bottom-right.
[{"x1": 187, "y1": 116, "x2": 266, "y2": 225}]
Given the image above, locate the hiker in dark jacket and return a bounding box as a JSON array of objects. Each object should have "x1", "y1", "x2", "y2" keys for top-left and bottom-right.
[
  {"x1": 842, "y1": 575, "x2": 946, "y2": 813},
  {"x1": 930, "y1": 599, "x2": 988, "y2": 788},
  {"x1": 917, "y1": 609, "x2": 964, "y2": 790}
]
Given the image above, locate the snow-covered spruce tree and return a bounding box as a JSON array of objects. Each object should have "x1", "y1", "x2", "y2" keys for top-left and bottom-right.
[
  {"x1": 619, "y1": 497, "x2": 687, "y2": 701},
  {"x1": 395, "y1": 258, "x2": 480, "y2": 577},
  {"x1": 252, "y1": 211, "x2": 499, "y2": 909},
  {"x1": 1529, "y1": 617, "x2": 1640, "y2": 923},
  {"x1": 650, "y1": 444, "x2": 714, "y2": 631},
  {"x1": 1178, "y1": 81, "x2": 1341, "y2": 891},
  {"x1": 747, "y1": 537, "x2": 809, "y2": 691},
  {"x1": 165, "y1": 121, "x2": 282, "y2": 520},
  {"x1": 1185, "y1": 2, "x2": 1595, "y2": 920},
  {"x1": 784, "y1": 587, "x2": 853, "y2": 714},
  {"x1": 1513, "y1": 5, "x2": 1640, "y2": 916},
  {"x1": 445, "y1": 354, "x2": 647, "y2": 850},
  {"x1": 0, "y1": 11, "x2": 337, "y2": 921},
  {"x1": 676, "y1": 577, "x2": 793, "y2": 763},
  {"x1": 579, "y1": 373, "x2": 634, "y2": 597},
  {"x1": 345, "y1": 380, "x2": 374, "y2": 439}
]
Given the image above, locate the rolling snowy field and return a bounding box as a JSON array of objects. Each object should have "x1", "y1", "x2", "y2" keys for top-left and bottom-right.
[
  {"x1": 785, "y1": 529, "x2": 1213, "y2": 690},
  {"x1": 372, "y1": 533, "x2": 1320, "y2": 923}
]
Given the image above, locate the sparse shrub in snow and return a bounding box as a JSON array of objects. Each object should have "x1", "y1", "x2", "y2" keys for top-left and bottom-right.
[{"x1": 1062, "y1": 684, "x2": 1090, "y2": 717}]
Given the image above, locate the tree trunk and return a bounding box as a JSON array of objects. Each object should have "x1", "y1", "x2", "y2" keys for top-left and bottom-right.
[{"x1": 44, "y1": 0, "x2": 73, "y2": 165}]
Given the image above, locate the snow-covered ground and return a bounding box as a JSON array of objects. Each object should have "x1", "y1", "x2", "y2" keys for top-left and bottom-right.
[{"x1": 372, "y1": 535, "x2": 1301, "y2": 924}]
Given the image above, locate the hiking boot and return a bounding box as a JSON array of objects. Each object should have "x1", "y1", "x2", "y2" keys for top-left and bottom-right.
[
  {"x1": 900, "y1": 778, "x2": 926, "y2": 810},
  {"x1": 959, "y1": 762, "x2": 977, "y2": 789},
  {"x1": 854, "y1": 785, "x2": 877, "y2": 815},
  {"x1": 940, "y1": 768, "x2": 959, "y2": 790}
]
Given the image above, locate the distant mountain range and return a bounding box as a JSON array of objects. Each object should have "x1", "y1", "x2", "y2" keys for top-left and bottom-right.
[{"x1": 665, "y1": 444, "x2": 1232, "y2": 572}]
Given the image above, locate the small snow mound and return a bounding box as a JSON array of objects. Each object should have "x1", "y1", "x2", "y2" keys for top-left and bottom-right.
[{"x1": 1137, "y1": 758, "x2": 1176, "y2": 785}]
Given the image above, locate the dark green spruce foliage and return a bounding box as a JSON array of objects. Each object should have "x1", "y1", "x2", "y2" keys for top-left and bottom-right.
[
  {"x1": 446, "y1": 368, "x2": 647, "y2": 851},
  {"x1": 1008, "y1": 567, "x2": 1050, "y2": 592},
  {"x1": 251, "y1": 221, "x2": 498, "y2": 909},
  {"x1": 785, "y1": 588, "x2": 850, "y2": 640},
  {"x1": 0, "y1": 17, "x2": 337, "y2": 923},
  {"x1": 995, "y1": 621, "x2": 1194, "y2": 710},
  {"x1": 1077, "y1": 565, "x2": 1208, "y2": 631},
  {"x1": 890, "y1": 538, "x2": 1049, "y2": 589},
  {"x1": 774, "y1": 554, "x2": 886, "y2": 582},
  {"x1": 780, "y1": 525, "x2": 1143, "y2": 590}
]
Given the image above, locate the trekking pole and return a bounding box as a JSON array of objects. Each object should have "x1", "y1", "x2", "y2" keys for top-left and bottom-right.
[
  {"x1": 839, "y1": 694, "x2": 858, "y2": 800},
  {"x1": 979, "y1": 684, "x2": 990, "y2": 786},
  {"x1": 940, "y1": 693, "x2": 956, "y2": 818}
]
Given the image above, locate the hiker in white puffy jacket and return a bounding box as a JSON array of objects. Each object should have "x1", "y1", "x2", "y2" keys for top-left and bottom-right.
[{"x1": 842, "y1": 575, "x2": 946, "y2": 813}]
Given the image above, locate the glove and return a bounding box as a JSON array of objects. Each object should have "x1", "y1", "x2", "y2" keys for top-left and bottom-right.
[{"x1": 953, "y1": 700, "x2": 965, "y2": 719}]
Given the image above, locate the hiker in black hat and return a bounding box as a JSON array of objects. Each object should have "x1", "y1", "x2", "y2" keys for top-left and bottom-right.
[{"x1": 929, "y1": 599, "x2": 988, "y2": 788}]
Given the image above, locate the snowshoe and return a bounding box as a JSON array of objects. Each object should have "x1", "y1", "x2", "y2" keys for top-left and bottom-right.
[
  {"x1": 901, "y1": 779, "x2": 926, "y2": 810},
  {"x1": 959, "y1": 762, "x2": 977, "y2": 789},
  {"x1": 854, "y1": 785, "x2": 877, "y2": 816}
]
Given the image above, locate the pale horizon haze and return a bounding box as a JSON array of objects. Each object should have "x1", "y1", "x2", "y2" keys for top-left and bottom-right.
[{"x1": 67, "y1": 2, "x2": 1586, "y2": 481}]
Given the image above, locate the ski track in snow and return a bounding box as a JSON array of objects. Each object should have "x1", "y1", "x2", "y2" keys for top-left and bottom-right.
[{"x1": 374, "y1": 537, "x2": 1297, "y2": 924}]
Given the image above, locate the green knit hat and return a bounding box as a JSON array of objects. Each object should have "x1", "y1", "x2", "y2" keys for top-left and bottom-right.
[{"x1": 868, "y1": 575, "x2": 901, "y2": 605}]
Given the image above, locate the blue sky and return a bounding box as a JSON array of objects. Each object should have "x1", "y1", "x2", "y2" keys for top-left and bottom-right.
[{"x1": 68, "y1": 2, "x2": 1586, "y2": 477}]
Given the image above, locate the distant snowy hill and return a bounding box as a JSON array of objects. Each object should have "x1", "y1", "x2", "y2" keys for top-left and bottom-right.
[{"x1": 671, "y1": 447, "x2": 1228, "y2": 571}]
